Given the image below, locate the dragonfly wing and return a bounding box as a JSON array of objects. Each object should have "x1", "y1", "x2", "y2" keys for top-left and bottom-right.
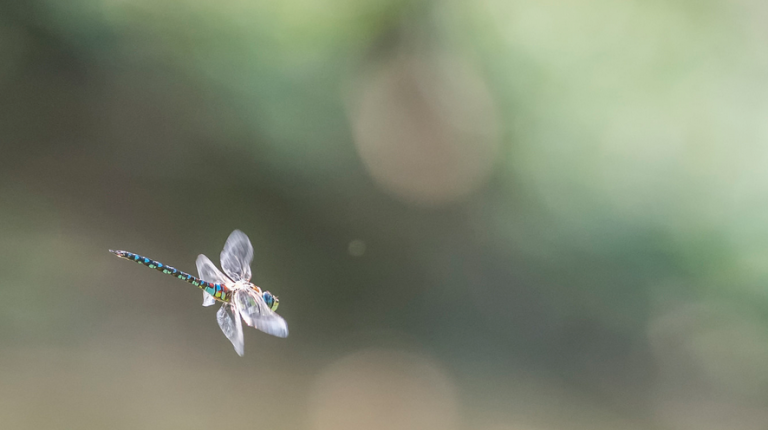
[
  {"x1": 233, "y1": 289, "x2": 289, "y2": 338},
  {"x1": 196, "y1": 254, "x2": 232, "y2": 306},
  {"x1": 202, "y1": 292, "x2": 216, "y2": 307},
  {"x1": 232, "y1": 289, "x2": 263, "y2": 327},
  {"x1": 217, "y1": 303, "x2": 244, "y2": 356},
  {"x1": 196, "y1": 254, "x2": 232, "y2": 284},
  {"x1": 220, "y1": 230, "x2": 253, "y2": 282},
  {"x1": 251, "y1": 310, "x2": 289, "y2": 338}
]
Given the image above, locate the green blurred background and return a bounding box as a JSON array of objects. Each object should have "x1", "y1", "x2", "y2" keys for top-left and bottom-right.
[{"x1": 2, "y1": 0, "x2": 768, "y2": 429}]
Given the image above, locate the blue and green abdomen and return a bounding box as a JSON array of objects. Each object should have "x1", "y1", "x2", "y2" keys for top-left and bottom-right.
[{"x1": 110, "y1": 250, "x2": 231, "y2": 302}]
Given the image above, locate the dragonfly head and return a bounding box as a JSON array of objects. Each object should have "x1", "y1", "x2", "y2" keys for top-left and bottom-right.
[{"x1": 262, "y1": 291, "x2": 279, "y2": 312}]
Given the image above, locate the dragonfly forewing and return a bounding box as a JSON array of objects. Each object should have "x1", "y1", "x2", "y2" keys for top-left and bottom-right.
[{"x1": 220, "y1": 230, "x2": 253, "y2": 282}]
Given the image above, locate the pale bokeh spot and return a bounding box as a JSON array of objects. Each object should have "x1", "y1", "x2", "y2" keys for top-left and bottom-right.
[
  {"x1": 350, "y1": 54, "x2": 500, "y2": 207},
  {"x1": 309, "y1": 349, "x2": 459, "y2": 430}
]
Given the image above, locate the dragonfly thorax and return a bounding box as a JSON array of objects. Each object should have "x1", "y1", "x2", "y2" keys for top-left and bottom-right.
[
  {"x1": 231, "y1": 280, "x2": 261, "y2": 294},
  {"x1": 232, "y1": 282, "x2": 278, "y2": 311}
]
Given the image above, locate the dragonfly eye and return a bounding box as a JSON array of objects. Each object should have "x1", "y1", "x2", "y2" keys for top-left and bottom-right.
[{"x1": 262, "y1": 291, "x2": 279, "y2": 312}]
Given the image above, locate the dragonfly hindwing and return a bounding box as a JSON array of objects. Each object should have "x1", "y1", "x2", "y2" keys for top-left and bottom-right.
[{"x1": 217, "y1": 303, "x2": 244, "y2": 356}]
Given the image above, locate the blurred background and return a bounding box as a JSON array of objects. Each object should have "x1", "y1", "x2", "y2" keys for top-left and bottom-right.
[{"x1": 2, "y1": 0, "x2": 768, "y2": 429}]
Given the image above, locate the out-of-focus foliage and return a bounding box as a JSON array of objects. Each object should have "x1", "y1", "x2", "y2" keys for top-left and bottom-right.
[{"x1": 2, "y1": 0, "x2": 768, "y2": 429}]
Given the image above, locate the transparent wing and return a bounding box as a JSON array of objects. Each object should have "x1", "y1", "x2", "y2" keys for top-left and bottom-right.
[
  {"x1": 232, "y1": 289, "x2": 268, "y2": 327},
  {"x1": 197, "y1": 254, "x2": 232, "y2": 284},
  {"x1": 196, "y1": 254, "x2": 232, "y2": 307},
  {"x1": 217, "y1": 303, "x2": 244, "y2": 356},
  {"x1": 202, "y1": 292, "x2": 216, "y2": 307},
  {"x1": 220, "y1": 230, "x2": 253, "y2": 282},
  {"x1": 233, "y1": 289, "x2": 289, "y2": 338}
]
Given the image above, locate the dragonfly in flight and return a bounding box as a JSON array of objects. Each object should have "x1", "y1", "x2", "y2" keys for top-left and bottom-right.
[{"x1": 110, "y1": 230, "x2": 288, "y2": 356}]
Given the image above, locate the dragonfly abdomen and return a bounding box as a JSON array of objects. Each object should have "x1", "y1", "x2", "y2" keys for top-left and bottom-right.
[{"x1": 110, "y1": 250, "x2": 231, "y2": 302}]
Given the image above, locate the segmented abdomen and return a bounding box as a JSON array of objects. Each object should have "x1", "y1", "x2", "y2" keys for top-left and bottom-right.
[{"x1": 110, "y1": 250, "x2": 231, "y2": 302}]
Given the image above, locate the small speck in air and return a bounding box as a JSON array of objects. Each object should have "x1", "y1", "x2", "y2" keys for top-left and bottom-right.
[{"x1": 348, "y1": 239, "x2": 366, "y2": 257}]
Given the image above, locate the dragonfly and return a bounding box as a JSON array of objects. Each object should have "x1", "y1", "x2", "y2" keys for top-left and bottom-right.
[{"x1": 110, "y1": 229, "x2": 288, "y2": 356}]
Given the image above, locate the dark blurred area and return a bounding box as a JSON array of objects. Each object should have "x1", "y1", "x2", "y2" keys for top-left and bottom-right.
[{"x1": 2, "y1": 1, "x2": 768, "y2": 429}]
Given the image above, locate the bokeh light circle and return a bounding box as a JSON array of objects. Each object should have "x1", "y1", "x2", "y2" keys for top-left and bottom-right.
[
  {"x1": 350, "y1": 54, "x2": 500, "y2": 207},
  {"x1": 309, "y1": 348, "x2": 459, "y2": 430}
]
